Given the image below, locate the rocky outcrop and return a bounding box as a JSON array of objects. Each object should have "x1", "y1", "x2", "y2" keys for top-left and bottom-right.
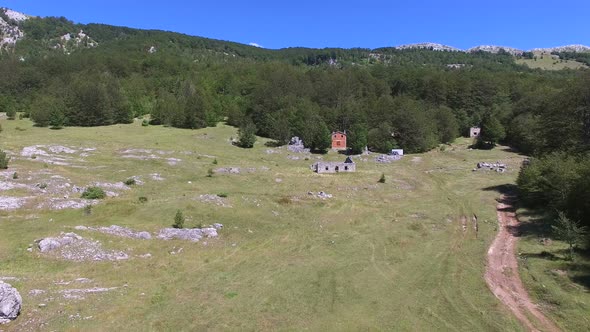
[
  {"x1": 468, "y1": 45, "x2": 524, "y2": 55},
  {"x1": 0, "y1": 8, "x2": 28, "y2": 52},
  {"x1": 37, "y1": 232, "x2": 129, "y2": 261},
  {"x1": 395, "y1": 43, "x2": 461, "y2": 52},
  {"x1": 157, "y1": 227, "x2": 219, "y2": 242},
  {"x1": 0, "y1": 281, "x2": 22, "y2": 324},
  {"x1": 74, "y1": 225, "x2": 152, "y2": 240},
  {"x1": 531, "y1": 44, "x2": 590, "y2": 53}
]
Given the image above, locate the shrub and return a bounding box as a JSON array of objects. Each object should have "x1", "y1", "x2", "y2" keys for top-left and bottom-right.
[
  {"x1": 141, "y1": 119, "x2": 149, "y2": 127},
  {"x1": 217, "y1": 192, "x2": 228, "y2": 198},
  {"x1": 173, "y1": 210, "x2": 184, "y2": 229},
  {"x1": 0, "y1": 150, "x2": 10, "y2": 169},
  {"x1": 12, "y1": 172, "x2": 17, "y2": 180},
  {"x1": 138, "y1": 196, "x2": 148, "y2": 203},
  {"x1": 207, "y1": 168, "x2": 214, "y2": 177},
  {"x1": 81, "y1": 186, "x2": 106, "y2": 199},
  {"x1": 212, "y1": 158, "x2": 218, "y2": 165},
  {"x1": 38, "y1": 183, "x2": 47, "y2": 189},
  {"x1": 83, "y1": 204, "x2": 92, "y2": 216},
  {"x1": 378, "y1": 173, "x2": 386, "y2": 183},
  {"x1": 6, "y1": 108, "x2": 16, "y2": 120},
  {"x1": 236, "y1": 121, "x2": 257, "y2": 148},
  {"x1": 277, "y1": 196, "x2": 292, "y2": 205},
  {"x1": 124, "y1": 178, "x2": 136, "y2": 186}
]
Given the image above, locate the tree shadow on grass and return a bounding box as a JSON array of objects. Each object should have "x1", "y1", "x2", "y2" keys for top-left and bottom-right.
[
  {"x1": 569, "y1": 252, "x2": 590, "y2": 289},
  {"x1": 482, "y1": 183, "x2": 518, "y2": 196}
]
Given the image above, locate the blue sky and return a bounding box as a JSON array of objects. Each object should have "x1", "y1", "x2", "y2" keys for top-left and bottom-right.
[{"x1": 2, "y1": 0, "x2": 589, "y2": 50}]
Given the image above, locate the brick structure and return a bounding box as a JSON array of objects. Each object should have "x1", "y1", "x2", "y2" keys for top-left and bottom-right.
[{"x1": 331, "y1": 131, "x2": 347, "y2": 150}]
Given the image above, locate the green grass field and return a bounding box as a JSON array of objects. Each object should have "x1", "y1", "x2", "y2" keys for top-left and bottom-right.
[
  {"x1": 0, "y1": 117, "x2": 570, "y2": 331},
  {"x1": 515, "y1": 52, "x2": 588, "y2": 70}
]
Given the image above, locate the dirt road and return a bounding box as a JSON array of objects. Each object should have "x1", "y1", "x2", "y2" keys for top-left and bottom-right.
[{"x1": 484, "y1": 196, "x2": 560, "y2": 332}]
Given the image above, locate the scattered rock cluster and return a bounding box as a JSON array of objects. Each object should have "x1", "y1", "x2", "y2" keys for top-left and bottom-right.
[
  {"x1": 20, "y1": 145, "x2": 96, "y2": 167},
  {"x1": 157, "y1": 224, "x2": 222, "y2": 242},
  {"x1": 0, "y1": 281, "x2": 21, "y2": 324},
  {"x1": 308, "y1": 191, "x2": 333, "y2": 199},
  {"x1": 197, "y1": 194, "x2": 232, "y2": 207},
  {"x1": 375, "y1": 154, "x2": 401, "y2": 163},
  {"x1": 74, "y1": 225, "x2": 152, "y2": 240},
  {"x1": 119, "y1": 148, "x2": 181, "y2": 166},
  {"x1": 36, "y1": 232, "x2": 129, "y2": 262}
]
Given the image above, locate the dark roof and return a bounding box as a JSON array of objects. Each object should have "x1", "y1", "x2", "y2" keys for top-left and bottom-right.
[
  {"x1": 331, "y1": 131, "x2": 346, "y2": 136},
  {"x1": 344, "y1": 156, "x2": 354, "y2": 163}
]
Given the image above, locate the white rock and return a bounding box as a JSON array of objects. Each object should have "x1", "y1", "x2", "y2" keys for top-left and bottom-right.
[{"x1": 0, "y1": 282, "x2": 22, "y2": 324}]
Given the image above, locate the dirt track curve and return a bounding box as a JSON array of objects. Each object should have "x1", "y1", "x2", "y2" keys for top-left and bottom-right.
[{"x1": 485, "y1": 195, "x2": 560, "y2": 332}]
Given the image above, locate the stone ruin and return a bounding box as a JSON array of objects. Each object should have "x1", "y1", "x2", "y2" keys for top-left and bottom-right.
[
  {"x1": 311, "y1": 157, "x2": 356, "y2": 173},
  {"x1": 474, "y1": 161, "x2": 507, "y2": 173}
]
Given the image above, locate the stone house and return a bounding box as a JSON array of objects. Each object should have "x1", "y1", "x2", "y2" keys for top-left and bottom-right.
[
  {"x1": 331, "y1": 131, "x2": 347, "y2": 150},
  {"x1": 311, "y1": 156, "x2": 356, "y2": 174},
  {"x1": 470, "y1": 127, "x2": 481, "y2": 138}
]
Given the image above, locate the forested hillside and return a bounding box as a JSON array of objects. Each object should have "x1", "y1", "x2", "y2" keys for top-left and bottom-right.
[{"x1": 1, "y1": 13, "x2": 590, "y2": 237}]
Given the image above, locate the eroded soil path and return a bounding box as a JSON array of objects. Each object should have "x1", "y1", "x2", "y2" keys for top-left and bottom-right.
[{"x1": 485, "y1": 195, "x2": 560, "y2": 332}]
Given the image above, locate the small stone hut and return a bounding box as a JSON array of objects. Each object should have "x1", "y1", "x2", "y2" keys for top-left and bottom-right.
[
  {"x1": 311, "y1": 156, "x2": 356, "y2": 174},
  {"x1": 470, "y1": 127, "x2": 481, "y2": 138}
]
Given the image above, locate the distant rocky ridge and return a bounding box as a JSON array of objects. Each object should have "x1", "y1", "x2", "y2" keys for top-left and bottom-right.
[
  {"x1": 395, "y1": 43, "x2": 590, "y2": 54},
  {"x1": 531, "y1": 44, "x2": 590, "y2": 53},
  {"x1": 467, "y1": 45, "x2": 524, "y2": 56},
  {"x1": 395, "y1": 43, "x2": 461, "y2": 52}
]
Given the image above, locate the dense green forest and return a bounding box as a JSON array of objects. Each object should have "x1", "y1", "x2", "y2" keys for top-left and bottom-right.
[{"x1": 1, "y1": 15, "x2": 589, "y2": 243}]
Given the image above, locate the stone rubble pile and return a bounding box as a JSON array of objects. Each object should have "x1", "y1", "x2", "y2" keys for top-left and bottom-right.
[
  {"x1": 475, "y1": 161, "x2": 507, "y2": 173},
  {"x1": 287, "y1": 136, "x2": 310, "y2": 153},
  {"x1": 375, "y1": 154, "x2": 401, "y2": 163}
]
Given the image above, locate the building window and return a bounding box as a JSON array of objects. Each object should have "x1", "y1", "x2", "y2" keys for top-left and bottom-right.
[
  {"x1": 325, "y1": 167, "x2": 329, "y2": 171},
  {"x1": 335, "y1": 166, "x2": 339, "y2": 172},
  {"x1": 345, "y1": 166, "x2": 348, "y2": 170}
]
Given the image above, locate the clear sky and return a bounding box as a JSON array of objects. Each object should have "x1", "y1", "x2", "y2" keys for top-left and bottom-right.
[{"x1": 2, "y1": 0, "x2": 589, "y2": 50}]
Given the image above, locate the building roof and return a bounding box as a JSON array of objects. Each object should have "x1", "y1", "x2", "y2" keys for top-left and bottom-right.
[{"x1": 331, "y1": 131, "x2": 346, "y2": 136}]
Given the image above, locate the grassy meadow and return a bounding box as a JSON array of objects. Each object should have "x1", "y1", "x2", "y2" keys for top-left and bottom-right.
[
  {"x1": 515, "y1": 52, "x2": 588, "y2": 70},
  {"x1": 0, "y1": 117, "x2": 534, "y2": 331}
]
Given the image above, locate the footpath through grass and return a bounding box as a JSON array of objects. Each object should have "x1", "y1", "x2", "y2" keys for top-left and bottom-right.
[{"x1": 0, "y1": 118, "x2": 534, "y2": 330}]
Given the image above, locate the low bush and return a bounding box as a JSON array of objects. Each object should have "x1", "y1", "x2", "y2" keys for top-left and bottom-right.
[
  {"x1": 81, "y1": 186, "x2": 106, "y2": 199},
  {"x1": 0, "y1": 150, "x2": 10, "y2": 169}
]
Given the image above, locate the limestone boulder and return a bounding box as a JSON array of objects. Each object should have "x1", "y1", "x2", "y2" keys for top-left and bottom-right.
[{"x1": 0, "y1": 282, "x2": 22, "y2": 324}]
